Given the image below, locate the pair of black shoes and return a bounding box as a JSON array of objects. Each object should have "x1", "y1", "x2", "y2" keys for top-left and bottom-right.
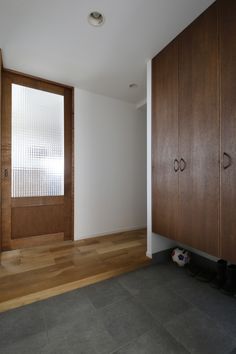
[{"x1": 211, "y1": 259, "x2": 236, "y2": 296}]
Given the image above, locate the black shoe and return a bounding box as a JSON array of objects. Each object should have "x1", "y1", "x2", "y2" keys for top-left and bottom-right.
[
  {"x1": 196, "y1": 269, "x2": 215, "y2": 283},
  {"x1": 221, "y1": 265, "x2": 236, "y2": 296},
  {"x1": 211, "y1": 259, "x2": 227, "y2": 289}
]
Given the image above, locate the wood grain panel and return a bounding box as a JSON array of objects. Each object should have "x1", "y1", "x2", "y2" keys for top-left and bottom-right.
[
  {"x1": 12, "y1": 196, "x2": 64, "y2": 207},
  {"x1": 10, "y1": 233, "x2": 64, "y2": 249},
  {"x1": 0, "y1": 229, "x2": 150, "y2": 312},
  {"x1": 12, "y1": 205, "x2": 64, "y2": 238},
  {"x1": 178, "y1": 3, "x2": 219, "y2": 256},
  {"x1": 64, "y1": 87, "x2": 73, "y2": 241},
  {"x1": 219, "y1": 0, "x2": 236, "y2": 263},
  {"x1": 152, "y1": 40, "x2": 179, "y2": 239}
]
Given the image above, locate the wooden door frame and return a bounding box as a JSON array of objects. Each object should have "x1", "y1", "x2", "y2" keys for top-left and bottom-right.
[{"x1": 1, "y1": 68, "x2": 74, "y2": 250}]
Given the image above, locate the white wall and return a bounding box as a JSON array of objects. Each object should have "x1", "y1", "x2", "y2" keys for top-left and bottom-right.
[{"x1": 74, "y1": 88, "x2": 147, "y2": 240}]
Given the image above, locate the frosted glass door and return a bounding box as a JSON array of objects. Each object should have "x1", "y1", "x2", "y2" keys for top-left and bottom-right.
[{"x1": 11, "y1": 84, "x2": 64, "y2": 197}]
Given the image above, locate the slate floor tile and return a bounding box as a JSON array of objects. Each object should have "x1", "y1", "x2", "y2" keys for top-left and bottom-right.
[
  {"x1": 0, "y1": 302, "x2": 46, "y2": 347},
  {"x1": 65, "y1": 309, "x2": 117, "y2": 354},
  {"x1": 113, "y1": 325, "x2": 189, "y2": 354},
  {"x1": 117, "y1": 263, "x2": 186, "y2": 296},
  {"x1": 41, "y1": 339, "x2": 74, "y2": 354},
  {"x1": 135, "y1": 284, "x2": 193, "y2": 325},
  {"x1": 98, "y1": 297, "x2": 155, "y2": 347},
  {"x1": 82, "y1": 277, "x2": 130, "y2": 309},
  {"x1": 40, "y1": 289, "x2": 95, "y2": 340},
  {"x1": 116, "y1": 264, "x2": 165, "y2": 296},
  {"x1": 0, "y1": 332, "x2": 47, "y2": 354},
  {"x1": 165, "y1": 269, "x2": 202, "y2": 292},
  {"x1": 170, "y1": 277, "x2": 236, "y2": 337},
  {"x1": 165, "y1": 307, "x2": 236, "y2": 354},
  {"x1": 150, "y1": 262, "x2": 187, "y2": 280},
  {"x1": 41, "y1": 288, "x2": 93, "y2": 321},
  {"x1": 42, "y1": 336, "x2": 96, "y2": 354}
]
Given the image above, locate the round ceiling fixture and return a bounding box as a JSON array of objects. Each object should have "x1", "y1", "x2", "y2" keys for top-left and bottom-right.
[
  {"x1": 88, "y1": 11, "x2": 105, "y2": 26},
  {"x1": 129, "y1": 83, "x2": 138, "y2": 88}
]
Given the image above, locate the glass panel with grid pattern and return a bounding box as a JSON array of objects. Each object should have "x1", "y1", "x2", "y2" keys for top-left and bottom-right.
[{"x1": 11, "y1": 84, "x2": 64, "y2": 197}]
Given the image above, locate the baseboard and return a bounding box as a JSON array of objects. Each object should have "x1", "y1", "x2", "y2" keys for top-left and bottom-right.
[
  {"x1": 152, "y1": 248, "x2": 173, "y2": 264},
  {"x1": 75, "y1": 225, "x2": 147, "y2": 241},
  {"x1": 190, "y1": 251, "x2": 217, "y2": 272}
]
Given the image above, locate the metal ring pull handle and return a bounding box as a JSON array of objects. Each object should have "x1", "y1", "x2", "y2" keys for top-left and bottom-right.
[
  {"x1": 2, "y1": 168, "x2": 8, "y2": 179},
  {"x1": 180, "y1": 158, "x2": 186, "y2": 172},
  {"x1": 223, "y1": 152, "x2": 232, "y2": 170},
  {"x1": 174, "y1": 159, "x2": 179, "y2": 172}
]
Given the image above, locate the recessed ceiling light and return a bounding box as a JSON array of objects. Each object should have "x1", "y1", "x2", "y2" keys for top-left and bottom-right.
[
  {"x1": 88, "y1": 11, "x2": 105, "y2": 27},
  {"x1": 129, "y1": 83, "x2": 138, "y2": 88}
]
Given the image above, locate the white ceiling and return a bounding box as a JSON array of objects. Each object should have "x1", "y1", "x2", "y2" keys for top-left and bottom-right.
[{"x1": 0, "y1": 0, "x2": 215, "y2": 104}]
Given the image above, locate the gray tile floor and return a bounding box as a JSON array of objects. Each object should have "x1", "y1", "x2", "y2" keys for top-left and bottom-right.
[{"x1": 1, "y1": 262, "x2": 236, "y2": 354}]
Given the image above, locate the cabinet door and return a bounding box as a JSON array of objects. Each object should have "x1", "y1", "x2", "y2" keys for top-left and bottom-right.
[
  {"x1": 152, "y1": 40, "x2": 179, "y2": 239},
  {"x1": 220, "y1": 0, "x2": 236, "y2": 263},
  {"x1": 178, "y1": 3, "x2": 219, "y2": 256}
]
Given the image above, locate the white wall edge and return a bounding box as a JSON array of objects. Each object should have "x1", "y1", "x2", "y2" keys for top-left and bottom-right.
[
  {"x1": 146, "y1": 251, "x2": 152, "y2": 259},
  {"x1": 76, "y1": 225, "x2": 147, "y2": 241},
  {"x1": 136, "y1": 98, "x2": 147, "y2": 110}
]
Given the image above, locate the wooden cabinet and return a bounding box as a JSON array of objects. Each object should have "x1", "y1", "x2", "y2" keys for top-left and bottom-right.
[
  {"x1": 152, "y1": 41, "x2": 179, "y2": 240},
  {"x1": 152, "y1": 3, "x2": 220, "y2": 258},
  {"x1": 152, "y1": 0, "x2": 236, "y2": 261},
  {"x1": 178, "y1": 3, "x2": 219, "y2": 255},
  {"x1": 219, "y1": 0, "x2": 236, "y2": 263}
]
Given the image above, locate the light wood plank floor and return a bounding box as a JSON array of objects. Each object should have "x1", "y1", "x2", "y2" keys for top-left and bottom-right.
[{"x1": 0, "y1": 229, "x2": 150, "y2": 313}]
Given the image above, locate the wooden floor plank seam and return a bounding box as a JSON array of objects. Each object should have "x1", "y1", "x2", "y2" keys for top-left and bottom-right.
[{"x1": 0, "y1": 229, "x2": 150, "y2": 313}]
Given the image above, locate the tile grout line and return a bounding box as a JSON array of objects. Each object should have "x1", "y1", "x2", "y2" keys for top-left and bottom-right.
[
  {"x1": 107, "y1": 327, "x2": 154, "y2": 354},
  {"x1": 165, "y1": 278, "x2": 236, "y2": 341}
]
